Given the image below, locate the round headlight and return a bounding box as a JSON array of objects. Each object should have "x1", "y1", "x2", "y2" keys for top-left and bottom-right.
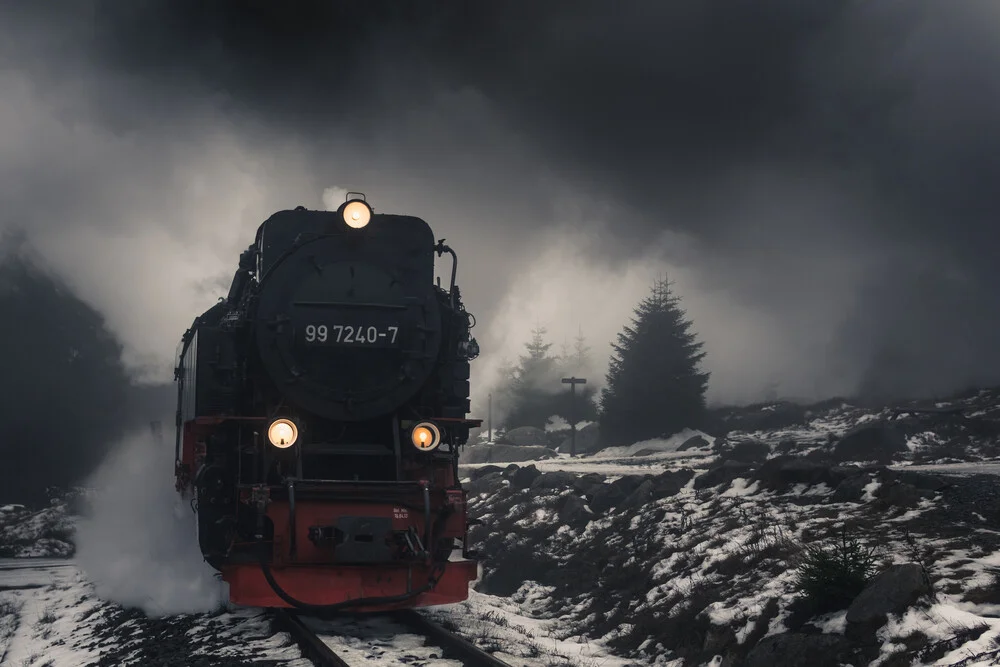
[
  {"x1": 410, "y1": 421, "x2": 441, "y2": 451},
  {"x1": 342, "y1": 200, "x2": 372, "y2": 229},
  {"x1": 267, "y1": 419, "x2": 298, "y2": 449}
]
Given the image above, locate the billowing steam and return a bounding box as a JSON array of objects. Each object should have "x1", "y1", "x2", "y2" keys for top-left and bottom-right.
[{"x1": 74, "y1": 425, "x2": 227, "y2": 617}]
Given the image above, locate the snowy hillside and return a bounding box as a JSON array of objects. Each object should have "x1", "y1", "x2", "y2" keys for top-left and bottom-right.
[
  {"x1": 4, "y1": 388, "x2": 1000, "y2": 665},
  {"x1": 0, "y1": 502, "x2": 75, "y2": 559},
  {"x1": 455, "y1": 388, "x2": 1000, "y2": 666}
]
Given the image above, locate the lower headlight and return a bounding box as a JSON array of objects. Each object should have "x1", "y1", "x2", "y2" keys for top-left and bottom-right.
[
  {"x1": 410, "y1": 421, "x2": 441, "y2": 451},
  {"x1": 267, "y1": 418, "x2": 299, "y2": 448}
]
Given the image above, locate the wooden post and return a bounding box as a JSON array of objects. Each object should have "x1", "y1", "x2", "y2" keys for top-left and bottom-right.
[{"x1": 561, "y1": 377, "x2": 587, "y2": 457}]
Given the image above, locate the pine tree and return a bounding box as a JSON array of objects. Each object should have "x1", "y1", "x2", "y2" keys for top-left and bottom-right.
[
  {"x1": 561, "y1": 326, "x2": 598, "y2": 426},
  {"x1": 599, "y1": 277, "x2": 709, "y2": 446},
  {"x1": 502, "y1": 328, "x2": 556, "y2": 429},
  {"x1": 572, "y1": 326, "x2": 591, "y2": 373}
]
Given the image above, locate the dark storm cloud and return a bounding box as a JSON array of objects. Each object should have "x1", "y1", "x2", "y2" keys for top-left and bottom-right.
[{"x1": 4, "y1": 0, "x2": 1000, "y2": 402}]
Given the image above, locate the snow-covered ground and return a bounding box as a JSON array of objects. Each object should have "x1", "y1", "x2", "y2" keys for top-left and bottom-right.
[
  {"x1": 457, "y1": 389, "x2": 1000, "y2": 666},
  {"x1": 0, "y1": 557, "x2": 309, "y2": 666},
  {"x1": 6, "y1": 388, "x2": 1000, "y2": 666}
]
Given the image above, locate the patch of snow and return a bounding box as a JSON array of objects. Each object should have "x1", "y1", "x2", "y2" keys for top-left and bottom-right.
[
  {"x1": 720, "y1": 478, "x2": 760, "y2": 497},
  {"x1": 597, "y1": 428, "x2": 716, "y2": 459},
  {"x1": 424, "y1": 588, "x2": 635, "y2": 667}
]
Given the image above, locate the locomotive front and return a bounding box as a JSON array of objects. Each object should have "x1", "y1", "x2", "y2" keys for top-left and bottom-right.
[{"x1": 174, "y1": 194, "x2": 482, "y2": 610}]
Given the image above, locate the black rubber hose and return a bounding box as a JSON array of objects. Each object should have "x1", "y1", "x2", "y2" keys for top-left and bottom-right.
[{"x1": 257, "y1": 552, "x2": 446, "y2": 612}]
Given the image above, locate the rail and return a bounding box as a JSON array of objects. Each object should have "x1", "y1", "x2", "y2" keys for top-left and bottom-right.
[{"x1": 271, "y1": 608, "x2": 513, "y2": 667}]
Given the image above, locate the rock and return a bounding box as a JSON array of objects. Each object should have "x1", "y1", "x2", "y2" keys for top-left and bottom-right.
[
  {"x1": 571, "y1": 473, "x2": 606, "y2": 496},
  {"x1": 464, "y1": 472, "x2": 506, "y2": 497},
  {"x1": 720, "y1": 439, "x2": 771, "y2": 463},
  {"x1": 714, "y1": 402, "x2": 809, "y2": 434},
  {"x1": 774, "y1": 439, "x2": 798, "y2": 455},
  {"x1": 890, "y1": 469, "x2": 951, "y2": 492},
  {"x1": 694, "y1": 461, "x2": 754, "y2": 490},
  {"x1": 833, "y1": 422, "x2": 908, "y2": 464},
  {"x1": 610, "y1": 475, "x2": 646, "y2": 497},
  {"x1": 677, "y1": 434, "x2": 711, "y2": 451},
  {"x1": 583, "y1": 475, "x2": 649, "y2": 513},
  {"x1": 586, "y1": 483, "x2": 627, "y2": 514},
  {"x1": 558, "y1": 495, "x2": 591, "y2": 524},
  {"x1": 499, "y1": 426, "x2": 550, "y2": 447},
  {"x1": 630, "y1": 448, "x2": 660, "y2": 457},
  {"x1": 622, "y1": 480, "x2": 655, "y2": 510},
  {"x1": 746, "y1": 633, "x2": 856, "y2": 667},
  {"x1": 558, "y1": 423, "x2": 601, "y2": 454},
  {"x1": 651, "y1": 469, "x2": 694, "y2": 498},
  {"x1": 530, "y1": 471, "x2": 577, "y2": 491},
  {"x1": 754, "y1": 457, "x2": 848, "y2": 492},
  {"x1": 846, "y1": 563, "x2": 931, "y2": 641},
  {"x1": 702, "y1": 624, "x2": 737, "y2": 656},
  {"x1": 469, "y1": 465, "x2": 504, "y2": 481},
  {"x1": 832, "y1": 473, "x2": 873, "y2": 503},
  {"x1": 875, "y1": 481, "x2": 930, "y2": 508},
  {"x1": 505, "y1": 465, "x2": 541, "y2": 490},
  {"x1": 459, "y1": 444, "x2": 554, "y2": 465}
]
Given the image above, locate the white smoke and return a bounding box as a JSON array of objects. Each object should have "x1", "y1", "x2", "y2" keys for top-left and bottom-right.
[
  {"x1": 322, "y1": 186, "x2": 350, "y2": 211},
  {"x1": 74, "y1": 425, "x2": 228, "y2": 617}
]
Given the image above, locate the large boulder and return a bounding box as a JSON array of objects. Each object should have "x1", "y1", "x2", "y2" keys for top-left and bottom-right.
[
  {"x1": 651, "y1": 469, "x2": 695, "y2": 498},
  {"x1": 753, "y1": 457, "x2": 849, "y2": 492},
  {"x1": 746, "y1": 633, "x2": 856, "y2": 667},
  {"x1": 889, "y1": 469, "x2": 951, "y2": 492},
  {"x1": 530, "y1": 471, "x2": 577, "y2": 491},
  {"x1": 571, "y1": 473, "x2": 606, "y2": 496},
  {"x1": 459, "y1": 444, "x2": 554, "y2": 464},
  {"x1": 694, "y1": 460, "x2": 753, "y2": 490},
  {"x1": 846, "y1": 563, "x2": 931, "y2": 641},
  {"x1": 622, "y1": 479, "x2": 655, "y2": 510},
  {"x1": 677, "y1": 434, "x2": 711, "y2": 451},
  {"x1": 719, "y1": 439, "x2": 771, "y2": 463},
  {"x1": 504, "y1": 464, "x2": 542, "y2": 490},
  {"x1": 710, "y1": 401, "x2": 809, "y2": 434},
  {"x1": 831, "y1": 472, "x2": 874, "y2": 503},
  {"x1": 558, "y1": 422, "x2": 601, "y2": 454},
  {"x1": 468, "y1": 465, "x2": 504, "y2": 481},
  {"x1": 874, "y1": 481, "x2": 932, "y2": 508},
  {"x1": 499, "y1": 426, "x2": 550, "y2": 447},
  {"x1": 464, "y1": 472, "x2": 506, "y2": 497},
  {"x1": 833, "y1": 423, "x2": 908, "y2": 464},
  {"x1": 558, "y1": 495, "x2": 591, "y2": 524},
  {"x1": 585, "y1": 475, "x2": 647, "y2": 513}
]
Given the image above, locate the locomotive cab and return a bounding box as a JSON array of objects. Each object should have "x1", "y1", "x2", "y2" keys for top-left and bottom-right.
[{"x1": 174, "y1": 194, "x2": 481, "y2": 611}]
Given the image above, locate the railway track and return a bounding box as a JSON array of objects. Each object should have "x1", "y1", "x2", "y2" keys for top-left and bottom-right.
[{"x1": 272, "y1": 607, "x2": 513, "y2": 667}]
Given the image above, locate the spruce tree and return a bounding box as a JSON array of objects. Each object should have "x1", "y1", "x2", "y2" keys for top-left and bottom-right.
[
  {"x1": 599, "y1": 277, "x2": 709, "y2": 446},
  {"x1": 552, "y1": 326, "x2": 598, "y2": 426},
  {"x1": 572, "y1": 326, "x2": 591, "y2": 373},
  {"x1": 502, "y1": 327, "x2": 558, "y2": 430}
]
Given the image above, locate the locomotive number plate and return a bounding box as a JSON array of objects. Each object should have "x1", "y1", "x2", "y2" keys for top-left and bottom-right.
[{"x1": 302, "y1": 323, "x2": 400, "y2": 346}]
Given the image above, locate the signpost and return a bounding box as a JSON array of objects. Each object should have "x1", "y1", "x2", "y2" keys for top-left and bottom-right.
[{"x1": 561, "y1": 376, "x2": 587, "y2": 457}]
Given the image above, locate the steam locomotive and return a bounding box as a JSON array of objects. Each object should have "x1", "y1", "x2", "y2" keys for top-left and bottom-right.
[{"x1": 173, "y1": 194, "x2": 482, "y2": 611}]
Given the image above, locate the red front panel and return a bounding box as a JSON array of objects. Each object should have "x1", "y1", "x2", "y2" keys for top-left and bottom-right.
[{"x1": 223, "y1": 559, "x2": 479, "y2": 610}]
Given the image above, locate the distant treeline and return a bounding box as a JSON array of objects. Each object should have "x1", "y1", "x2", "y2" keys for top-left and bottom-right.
[
  {"x1": 0, "y1": 252, "x2": 174, "y2": 505},
  {"x1": 495, "y1": 277, "x2": 710, "y2": 447}
]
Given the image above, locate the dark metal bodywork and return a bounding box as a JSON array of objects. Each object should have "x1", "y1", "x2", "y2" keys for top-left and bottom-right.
[{"x1": 174, "y1": 207, "x2": 481, "y2": 610}]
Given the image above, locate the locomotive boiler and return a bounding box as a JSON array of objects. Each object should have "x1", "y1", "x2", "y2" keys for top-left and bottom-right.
[{"x1": 173, "y1": 194, "x2": 482, "y2": 610}]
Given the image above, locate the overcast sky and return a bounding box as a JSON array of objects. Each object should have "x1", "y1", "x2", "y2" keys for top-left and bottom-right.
[{"x1": 2, "y1": 1, "x2": 1000, "y2": 412}]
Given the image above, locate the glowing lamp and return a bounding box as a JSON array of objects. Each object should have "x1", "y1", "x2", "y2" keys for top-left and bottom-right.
[
  {"x1": 341, "y1": 200, "x2": 372, "y2": 229},
  {"x1": 410, "y1": 421, "x2": 441, "y2": 451},
  {"x1": 267, "y1": 418, "x2": 298, "y2": 448}
]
